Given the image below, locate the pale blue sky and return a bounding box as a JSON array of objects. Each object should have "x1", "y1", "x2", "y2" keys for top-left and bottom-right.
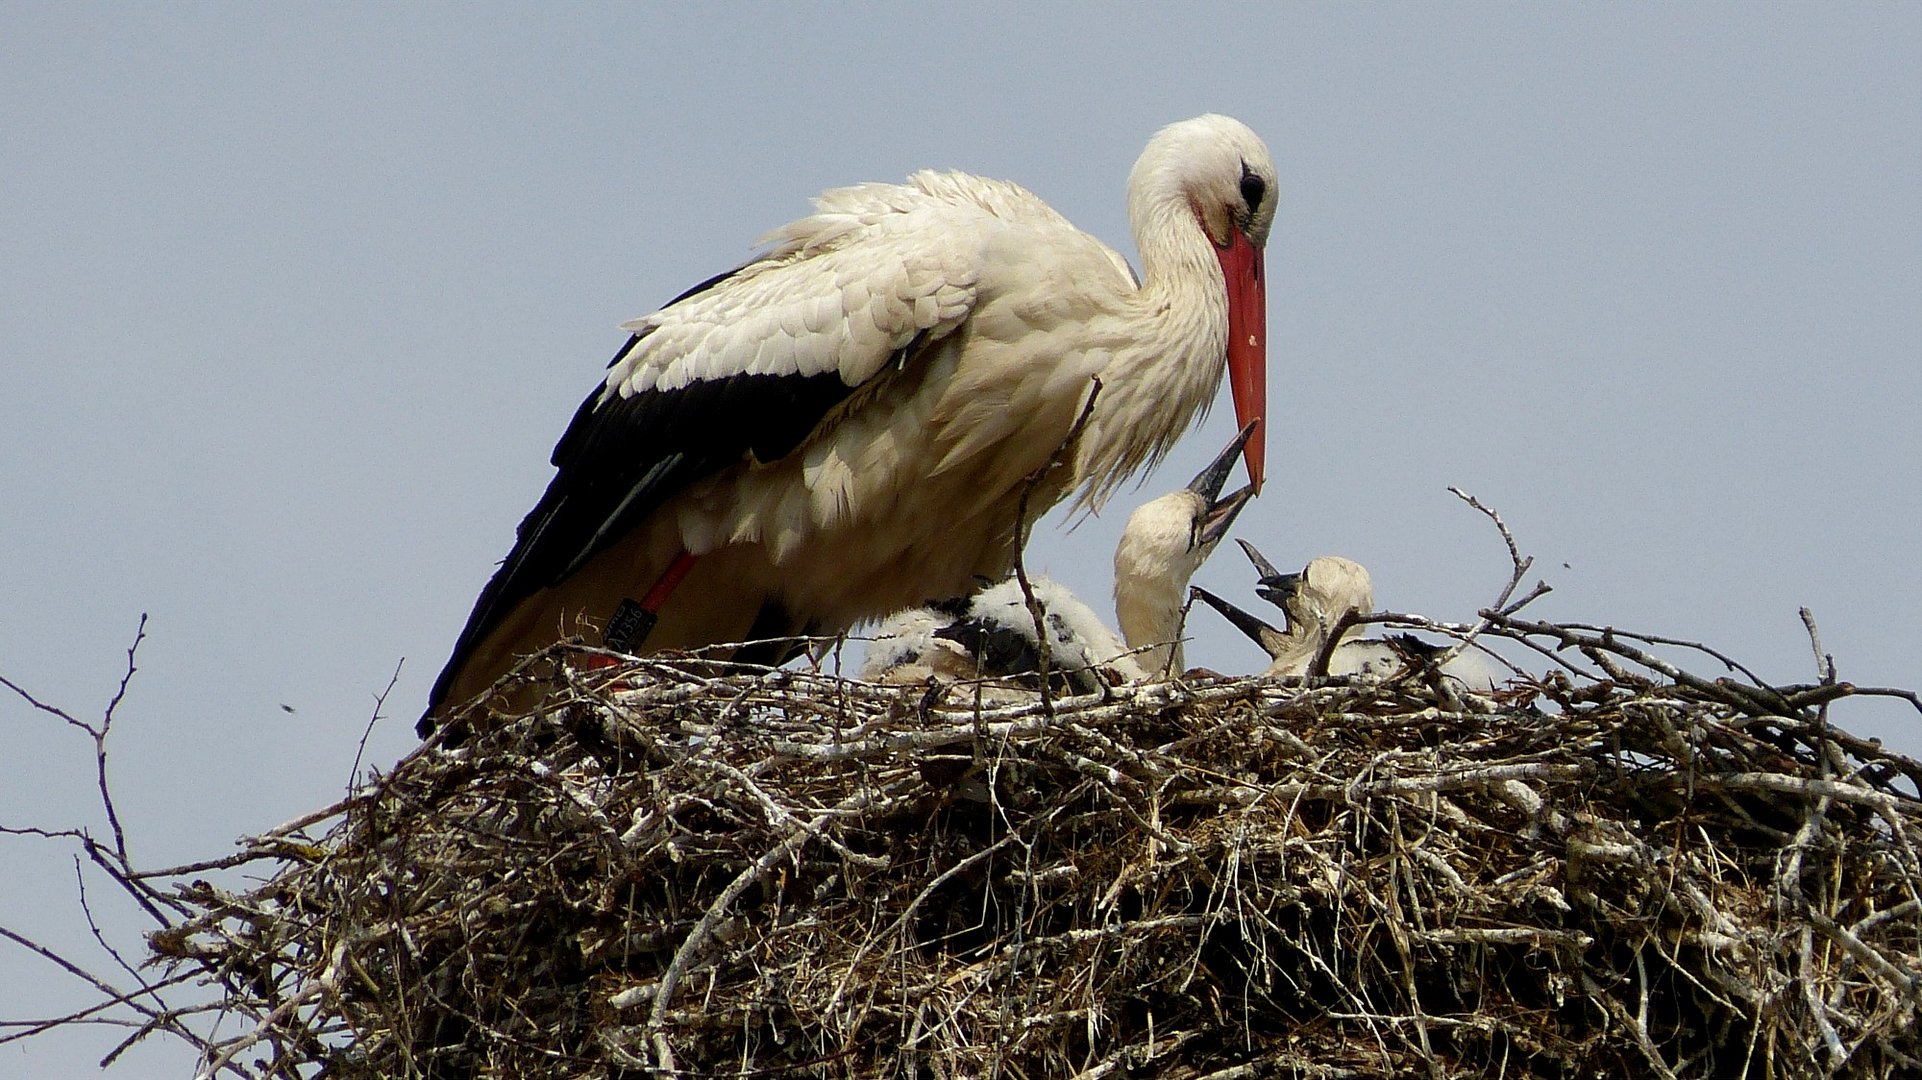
[{"x1": 3, "y1": 6, "x2": 1917, "y2": 1075}]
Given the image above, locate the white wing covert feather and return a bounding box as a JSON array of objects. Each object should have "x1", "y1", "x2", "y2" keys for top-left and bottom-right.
[{"x1": 603, "y1": 174, "x2": 1047, "y2": 401}]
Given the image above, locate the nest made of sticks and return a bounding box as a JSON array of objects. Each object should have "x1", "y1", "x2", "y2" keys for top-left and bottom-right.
[{"x1": 138, "y1": 615, "x2": 1922, "y2": 1080}]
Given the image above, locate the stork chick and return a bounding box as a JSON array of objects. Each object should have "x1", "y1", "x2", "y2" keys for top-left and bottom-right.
[
  {"x1": 1193, "y1": 542, "x2": 1499, "y2": 690},
  {"x1": 862, "y1": 423, "x2": 1256, "y2": 689}
]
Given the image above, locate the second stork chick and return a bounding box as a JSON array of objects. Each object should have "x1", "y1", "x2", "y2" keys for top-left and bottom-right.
[{"x1": 1193, "y1": 541, "x2": 1500, "y2": 690}]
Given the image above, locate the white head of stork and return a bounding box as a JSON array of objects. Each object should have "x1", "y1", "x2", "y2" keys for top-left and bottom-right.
[
  {"x1": 860, "y1": 423, "x2": 1256, "y2": 689},
  {"x1": 424, "y1": 116, "x2": 1277, "y2": 732},
  {"x1": 1194, "y1": 544, "x2": 1500, "y2": 690}
]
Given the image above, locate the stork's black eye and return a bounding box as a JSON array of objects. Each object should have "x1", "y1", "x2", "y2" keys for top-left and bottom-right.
[{"x1": 1239, "y1": 164, "x2": 1266, "y2": 211}]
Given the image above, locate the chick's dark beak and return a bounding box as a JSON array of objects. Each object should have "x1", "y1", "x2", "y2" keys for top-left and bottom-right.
[
  {"x1": 1190, "y1": 586, "x2": 1288, "y2": 658},
  {"x1": 1235, "y1": 538, "x2": 1301, "y2": 614},
  {"x1": 1199, "y1": 484, "x2": 1254, "y2": 548},
  {"x1": 1186, "y1": 421, "x2": 1260, "y2": 503},
  {"x1": 1255, "y1": 572, "x2": 1301, "y2": 612}
]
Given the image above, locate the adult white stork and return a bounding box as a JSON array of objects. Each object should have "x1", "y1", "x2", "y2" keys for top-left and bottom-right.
[
  {"x1": 861, "y1": 423, "x2": 1256, "y2": 689},
  {"x1": 422, "y1": 116, "x2": 1276, "y2": 732},
  {"x1": 1193, "y1": 544, "x2": 1500, "y2": 690}
]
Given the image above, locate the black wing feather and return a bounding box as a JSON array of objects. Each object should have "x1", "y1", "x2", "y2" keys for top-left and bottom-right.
[{"x1": 427, "y1": 277, "x2": 880, "y2": 716}]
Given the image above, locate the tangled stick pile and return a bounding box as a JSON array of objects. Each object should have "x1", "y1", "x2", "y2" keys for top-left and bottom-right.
[{"x1": 132, "y1": 614, "x2": 1921, "y2": 1079}]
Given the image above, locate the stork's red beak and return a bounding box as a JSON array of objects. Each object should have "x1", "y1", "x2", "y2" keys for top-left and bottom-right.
[{"x1": 1214, "y1": 229, "x2": 1267, "y2": 491}]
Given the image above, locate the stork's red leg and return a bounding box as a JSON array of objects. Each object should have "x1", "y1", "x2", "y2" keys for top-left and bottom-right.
[{"x1": 603, "y1": 550, "x2": 700, "y2": 654}]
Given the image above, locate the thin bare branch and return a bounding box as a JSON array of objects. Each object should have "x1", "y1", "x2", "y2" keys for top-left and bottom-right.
[
  {"x1": 93, "y1": 615, "x2": 147, "y2": 870},
  {"x1": 349, "y1": 657, "x2": 404, "y2": 798},
  {"x1": 1010, "y1": 376, "x2": 1105, "y2": 715}
]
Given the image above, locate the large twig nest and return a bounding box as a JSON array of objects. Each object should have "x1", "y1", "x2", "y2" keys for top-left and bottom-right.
[{"x1": 145, "y1": 636, "x2": 1922, "y2": 1080}]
